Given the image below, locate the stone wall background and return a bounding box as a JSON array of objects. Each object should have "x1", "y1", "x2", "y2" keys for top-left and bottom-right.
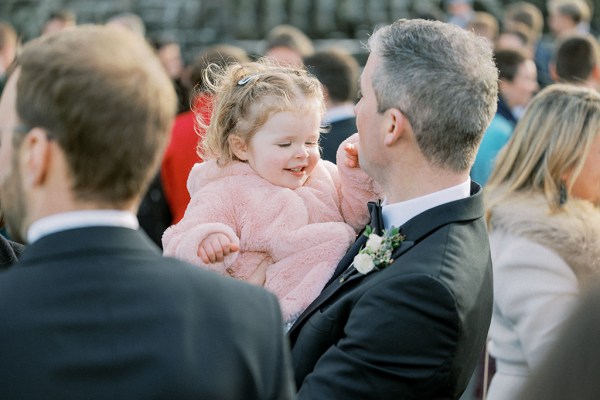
[{"x1": 1, "y1": 0, "x2": 595, "y2": 62}]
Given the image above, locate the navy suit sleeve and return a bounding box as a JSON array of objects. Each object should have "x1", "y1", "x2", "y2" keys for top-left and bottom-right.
[
  {"x1": 296, "y1": 274, "x2": 459, "y2": 400},
  {"x1": 265, "y1": 293, "x2": 296, "y2": 400}
]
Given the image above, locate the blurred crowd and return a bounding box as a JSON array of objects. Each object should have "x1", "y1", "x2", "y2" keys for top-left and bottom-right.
[{"x1": 1, "y1": 1, "x2": 600, "y2": 399}]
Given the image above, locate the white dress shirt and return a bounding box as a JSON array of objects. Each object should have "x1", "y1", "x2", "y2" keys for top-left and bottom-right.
[
  {"x1": 27, "y1": 210, "x2": 139, "y2": 244},
  {"x1": 381, "y1": 179, "x2": 471, "y2": 229}
]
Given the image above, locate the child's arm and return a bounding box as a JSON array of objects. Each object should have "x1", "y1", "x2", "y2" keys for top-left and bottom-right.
[
  {"x1": 162, "y1": 163, "x2": 241, "y2": 272},
  {"x1": 334, "y1": 133, "x2": 382, "y2": 231}
]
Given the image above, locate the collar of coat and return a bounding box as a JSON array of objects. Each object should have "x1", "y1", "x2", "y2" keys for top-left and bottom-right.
[{"x1": 489, "y1": 193, "x2": 600, "y2": 285}]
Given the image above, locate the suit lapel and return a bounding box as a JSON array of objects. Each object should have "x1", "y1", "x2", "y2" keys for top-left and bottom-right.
[
  {"x1": 324, "y1": 201, "x2": 384, "y2": 286},
  {"x1": 289, "y1": 202, "x2": 384, "y2": 334}
]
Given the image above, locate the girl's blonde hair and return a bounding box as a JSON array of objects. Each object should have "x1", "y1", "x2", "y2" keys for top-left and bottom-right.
[
  {"x1": 199, "y1": 58, "x2": 325, "y2": 164},
  {"x1": 485, "y1": 84, "x2": 600, "y2": 219}
]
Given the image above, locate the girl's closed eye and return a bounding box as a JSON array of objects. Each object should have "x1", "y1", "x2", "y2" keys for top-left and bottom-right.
[{"x1": 277, "y1": 142, "x2": 292, "y2": 148}]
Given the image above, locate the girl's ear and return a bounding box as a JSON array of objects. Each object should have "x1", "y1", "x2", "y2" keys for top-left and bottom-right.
[{"x1": 229, "y1": 135, "x2": 249, "y2": 161}]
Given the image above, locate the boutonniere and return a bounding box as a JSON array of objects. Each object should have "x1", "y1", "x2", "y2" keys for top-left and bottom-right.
[{"x1": 353, "y1": 226, "x2": 405, "y2": 275}]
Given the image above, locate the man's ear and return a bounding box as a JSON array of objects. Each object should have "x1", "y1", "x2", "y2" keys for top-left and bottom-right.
[
  {"x1": 591, "y1": 63, "x2": 600, "y2": 82},
  {"x1": 228, "y1": 134, "x2": 248, "y2": 161},
  {"x1": 383, "y1": 108, "x2": 410, "y2": 147},
  {"x1": 21, "y1": 128, "x2": 52, "y2": 188}
]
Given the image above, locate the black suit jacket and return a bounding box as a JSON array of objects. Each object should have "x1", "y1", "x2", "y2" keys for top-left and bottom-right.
[
  {"x1": 0, "y1": 226, "x2": 294, "y2": 399},
  {"x1": 320, "y1": 117, "x2": 356, "y2": 163},
  {"x1": 289, "y1": 183, "x2": 493, "y2": 399}
]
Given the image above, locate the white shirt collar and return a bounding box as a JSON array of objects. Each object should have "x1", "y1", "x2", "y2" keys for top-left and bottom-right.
[
  {"x1": 27, "y1": 210, "x2": 139, "y2": 244},
  {"x1": 381, "y1": 178, "x2": 471, "y2": 229},
  {"x1": 324, "y1": 103, "x2": 355, "y2": 124}
]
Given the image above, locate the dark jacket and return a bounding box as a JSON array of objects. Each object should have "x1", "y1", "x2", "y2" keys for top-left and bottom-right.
[
  {"x1": 0, "y1": 226, "x2": 294, "y2": 399},
  {"x1": 289, "y1": 183, "x2": 493, "y2": 399}
]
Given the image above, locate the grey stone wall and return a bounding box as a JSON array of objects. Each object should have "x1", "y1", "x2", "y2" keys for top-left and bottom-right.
[{"x1": 2, "y1": 0, "x2": 516, "y2": 62}]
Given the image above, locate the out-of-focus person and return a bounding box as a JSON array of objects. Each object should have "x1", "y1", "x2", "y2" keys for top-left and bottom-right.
[
  {"x1": 304, "y1": 48, "x2": 359, "y2": 163},
  {"x1": 0, "y1": 22, "x2": 17, "y2": 94},
  {"x1": 41, "y1": 10, "x2": 76, "y2": 36},
  {"x1": 263, "y1": 24, "x2": 314, "y2": 68},
  {"x1": 517, "y1": 280, "x2": 600, "y2": 400},
  {"x1": 161, "y1": 44, "x2": 250, "y2": 224},
  {"x1": 467, "y1": 11, "x2": 500, "y2": 43},
  {"x1": 0, "y1": 25, "x2": 294, "y2": 399},
  {"x1": 471, "y1": 48, "x2": 538, "y2": 185},
  {"x1": 106, "y1": 12, "x2": 145, "y2": 37},
  {"x1": 485, "y1": 83, "x2": 600, "y2": 400},
  {"x1": 550, "y1": 34, "x2": 600, "y2": 90}
]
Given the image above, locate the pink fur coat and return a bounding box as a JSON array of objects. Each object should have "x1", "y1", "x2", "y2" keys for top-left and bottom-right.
[{"x1": 162, "y1": 134, "x2": 379, "y2": 322}]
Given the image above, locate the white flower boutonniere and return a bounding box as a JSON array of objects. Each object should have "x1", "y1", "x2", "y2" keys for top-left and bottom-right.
[{"x1": 353, "y1": 226, "x2": 405, "y2": 275}]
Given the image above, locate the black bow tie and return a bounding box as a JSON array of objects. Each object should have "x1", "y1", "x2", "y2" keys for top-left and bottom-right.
[
  {"x1": 323, "y1": 201, "x2": 385, "y2": 287},
  {"x1": 367, "y1": 201, "x2": 385, "y2": 234}
]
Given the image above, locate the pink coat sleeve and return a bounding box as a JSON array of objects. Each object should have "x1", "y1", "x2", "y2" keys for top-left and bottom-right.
[
  {"x1": 162, "y1": 164, "x2": 241, "y2": 274},
  {"x1": 326, "y1": 133, "x2": 382, "y2": 232}
]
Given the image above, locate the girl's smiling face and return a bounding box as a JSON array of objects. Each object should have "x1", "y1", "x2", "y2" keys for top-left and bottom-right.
[{"x1": 231, "y1": 104, "x2": 322, "y2": 190}]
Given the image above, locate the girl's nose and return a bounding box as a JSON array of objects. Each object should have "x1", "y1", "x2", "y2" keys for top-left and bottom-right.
[{"x1": 295, "y1": 145, "x2": 309, "y2": 158}]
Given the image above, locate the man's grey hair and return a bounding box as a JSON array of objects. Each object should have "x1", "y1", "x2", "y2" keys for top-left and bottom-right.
[{"x1": 367, "y1": 19, "x2": 498, "y2": 172}]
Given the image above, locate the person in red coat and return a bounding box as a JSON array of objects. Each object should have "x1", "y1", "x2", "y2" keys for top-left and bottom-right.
[{"x1": 161, "y1": 45, "x2": 250, "y2": 223}]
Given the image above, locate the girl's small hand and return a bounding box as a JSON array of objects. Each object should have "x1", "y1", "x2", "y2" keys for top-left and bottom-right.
[
  {"x1": 246, "y1": 254, "x2": 272, "y2": 286},
  {"x1": 344, "y1": 141, "x2": 360, "y2": 168},
  {"x1": 198, "y1": 233, "x2": 239, "y2": 264}
]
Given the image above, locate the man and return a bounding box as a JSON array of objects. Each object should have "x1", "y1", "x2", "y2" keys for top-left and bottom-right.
[
  {"x1": 547, "y1": 0, "x2": 591, "y2": 39},
  {"x1": 0, "y1": 22, "x2": 17, "y2": 94},
  {"x1": 304, "y1": 48, "x2": 360, "y2": 163},
  {"x1": 41, "y1": 9, "x2": 76, "y2": 36},
  {"x1": 445, "y1": 0, "x2": 475, "y2": 28},
  {"x1": 471, "y1": 48, "x2": 538, "y2": 185},
  {"x1": 263, "y1": 24, "x2": 314, "y2": 68},
  {"x1": 288, "y1": 19, "x2": 497, "y2": 399},
  {"x1": 550, "y1": 34, "x2": 600, "y2": 90},
  {"x1": 0, "y1": 25, "x2": 294, "y2": 399}
]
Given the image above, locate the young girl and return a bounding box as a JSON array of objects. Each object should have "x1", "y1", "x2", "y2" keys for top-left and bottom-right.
[{"x1": 162, "y1": 60, "x2": 379, "y2": 326}]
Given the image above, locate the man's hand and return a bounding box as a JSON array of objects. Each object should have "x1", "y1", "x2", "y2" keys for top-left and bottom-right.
[{"x1": 198, "y1": 233, "x2": 239, "y2": 264}]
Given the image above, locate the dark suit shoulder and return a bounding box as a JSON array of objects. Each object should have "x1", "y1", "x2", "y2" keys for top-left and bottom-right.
[
  {"x1": 320, "y1": 117, "x2": 356, "y2": 163},
  {"x1": 0, "y1": 240, "x2": 294, "y2": 399}
]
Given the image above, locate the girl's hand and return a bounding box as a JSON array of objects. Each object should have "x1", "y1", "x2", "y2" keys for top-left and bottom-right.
[
  {"x1": 198, "y1": 233, "x2": 239, "y2": 264},
  {"x1": 246, "y1": 255, "x2": 272, "y2": 286},
  {"x1": 344, "y1": 141, "x2": 360, "y2": 168}
]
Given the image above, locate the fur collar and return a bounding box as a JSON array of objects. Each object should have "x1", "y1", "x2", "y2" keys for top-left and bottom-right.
[{"x1": 489, "y1": 193, "x2": 600, "y2": 284}]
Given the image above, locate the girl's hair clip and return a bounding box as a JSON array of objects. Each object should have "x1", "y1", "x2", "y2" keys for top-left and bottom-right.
[{"x1": 237, "y1": 74, "x2": 259, "y2": 86}]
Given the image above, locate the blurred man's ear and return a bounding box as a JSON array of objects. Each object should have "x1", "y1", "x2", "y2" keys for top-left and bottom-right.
[
  {"x1": 591, "y1": 63, "x2": 600, "y2": 83},
  {"x1": 22, "y1": 128, "x2": 52, "y2": 188}
]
